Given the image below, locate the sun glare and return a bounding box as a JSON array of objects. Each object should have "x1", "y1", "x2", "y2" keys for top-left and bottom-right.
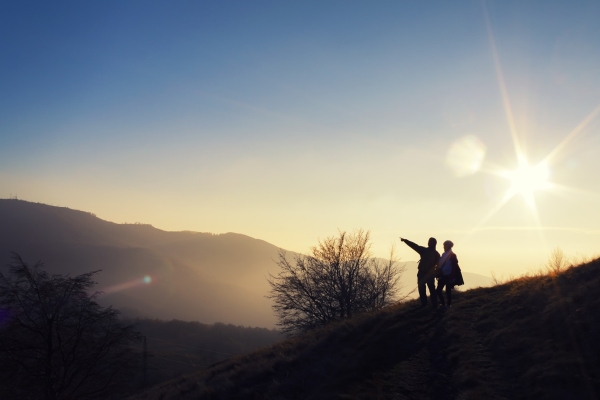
[
  {"x1": 502, "y1": 159, "x2": 551, "y2": 208},
  {"x1": 470, "y1": 7, "x2": 600, "y2": 233}
]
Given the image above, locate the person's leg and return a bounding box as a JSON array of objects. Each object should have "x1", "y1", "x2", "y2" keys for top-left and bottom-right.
[
  {"x1": 436, "y1": 277, "x2": 446, "y2": 307},
  {"x1": 417, "y1": 278, "x2": 428, "y2": 306},
  {"x1": 446, "y1": 284, "x2": 452, "y2": 306},
  {"x1": 426, "y1": 277, "x2": 437, "y2": 308}
]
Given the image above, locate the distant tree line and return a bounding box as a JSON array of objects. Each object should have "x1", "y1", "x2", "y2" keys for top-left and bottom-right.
[
  {"x1": 130, "y1": 319, "x2": 282, "y2": 384},
  {"x1": 132, "y1": 319, "x2": 282, "y2": 355}
]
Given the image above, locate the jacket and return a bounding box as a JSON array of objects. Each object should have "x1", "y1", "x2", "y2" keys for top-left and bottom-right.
[
  {"x1": 403, "y1": 239, "x2": 440, "y2": 279},
  {"x1": 437, "y1": 252, "x2": 458, "y2": 279}
]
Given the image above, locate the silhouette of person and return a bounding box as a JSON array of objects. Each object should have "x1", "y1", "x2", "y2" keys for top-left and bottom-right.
[
  {"x1": 436, "y1": 240, "x2": 459, "y2": 308},
  {"x1": 400, "y1": 237, "x2": 440, "y2": 308}
]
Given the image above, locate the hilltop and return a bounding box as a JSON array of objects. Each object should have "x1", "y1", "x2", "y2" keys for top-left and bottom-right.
[
  {"x1": 0, "y1": 199, "x2": 493, "y2": 328},
  {"x1": 131, "y1": 257, "x2": 600, "y2": 399}
]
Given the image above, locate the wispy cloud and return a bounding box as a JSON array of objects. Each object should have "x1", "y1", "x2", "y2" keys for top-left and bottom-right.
[{"x1": 466, "y1": 226, "x2": 600, "y2": 235}]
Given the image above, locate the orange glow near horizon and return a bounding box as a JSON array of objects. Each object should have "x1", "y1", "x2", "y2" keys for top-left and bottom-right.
[{"x1": 2, "y1": 2, "x2": 599, "y2": 280}]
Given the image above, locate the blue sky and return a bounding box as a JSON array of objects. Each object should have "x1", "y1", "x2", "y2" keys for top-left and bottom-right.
[{"x1": 2, "y1": 1, "x2": 600, "y2": 275}]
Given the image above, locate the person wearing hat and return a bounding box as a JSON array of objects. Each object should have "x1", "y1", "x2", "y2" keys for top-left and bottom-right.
[{"x1": 436, "y1": 240, "x2": 459, "y2": 308}]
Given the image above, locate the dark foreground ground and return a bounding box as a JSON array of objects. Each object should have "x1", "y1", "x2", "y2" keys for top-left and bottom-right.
[{"x1": 131, "y1": 258, "x2": 600, "y2": 400}]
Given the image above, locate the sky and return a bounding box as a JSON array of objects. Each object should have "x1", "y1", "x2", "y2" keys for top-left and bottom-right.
[{"x1": 1, "y1": 1, "x2": 600, "y2": 278}]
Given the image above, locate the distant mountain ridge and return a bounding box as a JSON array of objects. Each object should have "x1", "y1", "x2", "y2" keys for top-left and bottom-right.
[
  {"x1": 0, "y1": 200, "x2": 492, "y2": 327},
  {"x1": 0, "y1": 199, "x2": 282, "y2": 327}
]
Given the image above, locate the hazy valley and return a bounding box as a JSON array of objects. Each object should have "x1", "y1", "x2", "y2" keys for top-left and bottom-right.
[{"x1": 0, "y1": 199, "x2": 493, "y2": 328}]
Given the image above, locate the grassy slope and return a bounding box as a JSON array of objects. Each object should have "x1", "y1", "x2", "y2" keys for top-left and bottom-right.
[{"x1": 131, "y1": 258, "x2": 600, "y2": 400}]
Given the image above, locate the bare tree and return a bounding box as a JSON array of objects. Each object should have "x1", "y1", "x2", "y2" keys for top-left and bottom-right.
[
  {"x1": 546, "y1": 247, "x2": 568, "y2": 275},
  {"x1": 268, "y1": 230, "x2": 403, "y2": 334},
  {"x1": 0, "y1": 254, "x2": 141, "y2": 400}
]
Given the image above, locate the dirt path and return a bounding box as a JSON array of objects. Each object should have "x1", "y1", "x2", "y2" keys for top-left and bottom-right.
[
  {"x1": 410, "y1": 291, "x2": 519, "y2": 400},
  {"x1": 376, "y1": 293, "x2": 519, "y2": 400}
]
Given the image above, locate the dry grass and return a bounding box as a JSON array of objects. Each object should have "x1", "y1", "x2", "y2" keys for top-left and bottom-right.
[{"x1": 130, "y1": 257, "x2": 600, "y2": 400}]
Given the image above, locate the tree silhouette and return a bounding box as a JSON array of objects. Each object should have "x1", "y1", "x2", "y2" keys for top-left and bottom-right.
[
  {"x1": 0, "y1": 254, "x2": 141, "y2": 400},
  {"x1": 268, "y1": 230, "x2": 402, "y2": 334}
]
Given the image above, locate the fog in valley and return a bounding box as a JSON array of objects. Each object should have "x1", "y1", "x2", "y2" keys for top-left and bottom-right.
[{"x1": 0, "y1": 199, "x2": 492, "y2": 329}]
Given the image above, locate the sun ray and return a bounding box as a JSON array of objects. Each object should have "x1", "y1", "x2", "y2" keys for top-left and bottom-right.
[
  {"x1": 546, "y1": 182, "x2": 600, "y2": 198},
  {"x1": 473, "y1": 3, "x2": 594, "y2": 238},
  {"x1": 471, "y1": 226, "x2": 600, "y2": 234},
  {"x1": 466, "y1": 3, "x2": 600, "y2": 241},
  {"x1": 483, "y1": 3, "x2": 523, "y2": 160},
  {"x1": 468, "y1": 187, "x2": 517, "y2": 235},
  {"x1": 527, "y1": 195, "x2": 549, "y2": 251},
  {"x1": 542, "y1": 103, "x2": 600, "y2": 165}
]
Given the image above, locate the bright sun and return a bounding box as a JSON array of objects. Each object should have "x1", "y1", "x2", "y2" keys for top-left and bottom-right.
[
  {"x1": 470, "y1": 9, "x2": 600, "y2": 233},
  {"x1": 501, "y1": 158, "x2": 551, "y2": 209}
]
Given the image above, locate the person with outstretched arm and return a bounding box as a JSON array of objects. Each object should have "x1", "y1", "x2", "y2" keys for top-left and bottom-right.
[{"x1": 400, "y1": 237, "x2": 441, "y2": 308}]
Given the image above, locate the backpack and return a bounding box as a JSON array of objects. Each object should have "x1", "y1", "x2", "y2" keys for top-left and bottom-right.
[{"x1": 453, "y1": 265, "x2": 465, "y2": 286}]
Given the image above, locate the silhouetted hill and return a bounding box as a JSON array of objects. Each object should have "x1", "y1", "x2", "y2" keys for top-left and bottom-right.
[
  {"x1": 0, "y1": 199, "x2": 283, "y2": 327},
  {"x1": 130, "y1": 257, "x2": 600, "y2": 399},
  {"x1": 0, "y1": 199, "x2": 492, "y2": 328}
]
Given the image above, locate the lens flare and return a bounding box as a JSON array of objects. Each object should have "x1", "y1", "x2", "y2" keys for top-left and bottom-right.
[
  {"x1": 446, "y1": 135, "x2": 487, "y2": 176},
  {"x1": 102, "y1": 275, "x2": 154, "y2": 294}
]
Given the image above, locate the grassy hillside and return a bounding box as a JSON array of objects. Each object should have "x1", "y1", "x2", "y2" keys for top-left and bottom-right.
[
  {"x1": 130, "y1": 319, "x2": 282, "y2": 388},
  {"x1": 131, "y1": 257, "x2": 600, "y2": 400}
]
